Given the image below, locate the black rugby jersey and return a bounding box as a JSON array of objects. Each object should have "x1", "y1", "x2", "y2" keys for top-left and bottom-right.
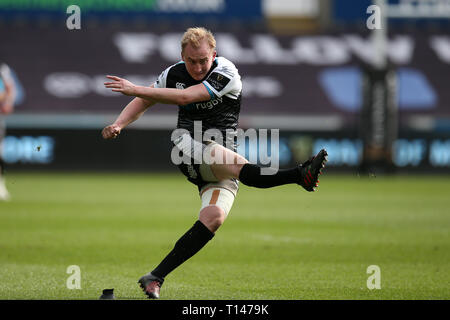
[{"x1": 153, "y1": 56, "x2": 242, "y2": 149}]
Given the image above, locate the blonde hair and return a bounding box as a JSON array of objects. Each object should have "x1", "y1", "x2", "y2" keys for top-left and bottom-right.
[{"x1": 181, "y1": 27, "x2": 216, "y2": 53}]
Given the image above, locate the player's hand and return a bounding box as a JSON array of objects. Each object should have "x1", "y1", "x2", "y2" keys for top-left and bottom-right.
[
  {"x1": 102, "y1": 124, "x2": 121, "y2": 139},
  {"x1": 104, "y1": 75, "x2": 136, "y2": 96}
]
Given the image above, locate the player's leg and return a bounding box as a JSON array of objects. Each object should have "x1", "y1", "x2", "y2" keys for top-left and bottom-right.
[
  {"x1": 0, "y1": 126, "x2": 10, "y2": 201},
  {"x1": 207, "y1": 143, "x2": 328, "y2": 192},
  {"x1": 138, "y1": 218, "x2": 214, "y2": 299},
  {"x1": 0, "y1": 157, "x2": 8, "y2": 201},
  {"x1": 139, "y1": 185, "x2": 235, "y2": 299},
  {"x1": 138, "y1": 217, "x2": 214, "y2": 299}
]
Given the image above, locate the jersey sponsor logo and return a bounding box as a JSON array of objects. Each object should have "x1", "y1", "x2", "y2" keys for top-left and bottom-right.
[
  {"x1": 195, "y1": 97, "x2": 223, "y2": 110},
  {"x1": 206, "y1": 72, "x2": 230, "y2": 92},
  {"x1": 176, "y1": 82, "x2": 186, "y2": 90}
]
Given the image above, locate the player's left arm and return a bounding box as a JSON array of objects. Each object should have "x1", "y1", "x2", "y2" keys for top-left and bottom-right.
[{"x1": 104, "y1": 75, "x2": 210, "y2": 105}]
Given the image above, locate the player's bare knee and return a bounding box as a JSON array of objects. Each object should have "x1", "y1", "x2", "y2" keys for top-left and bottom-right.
[
  {"x1": 199, "y1": 206, "x2": 225, "y2": 232},
  {"x1": 231, "y1": 162, "x2": 247, "y2": 177}
]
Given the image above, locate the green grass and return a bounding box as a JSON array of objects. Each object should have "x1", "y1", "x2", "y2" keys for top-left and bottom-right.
[{"x1": 0, "y1": 172, "x2": 449, "y2": 300}]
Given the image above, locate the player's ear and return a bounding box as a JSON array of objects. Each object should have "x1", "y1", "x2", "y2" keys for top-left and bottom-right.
[{"x1": 212, "y1": 50, "x2": 217, "y2": 60}]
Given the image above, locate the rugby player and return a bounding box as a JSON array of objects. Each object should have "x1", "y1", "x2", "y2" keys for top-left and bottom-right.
[
  {"x1": 0, "y1": 63, "x2": 15, "y2": 201},
  {"x1": 103, "y1": 27, "x2": 327, "y2": 299}
]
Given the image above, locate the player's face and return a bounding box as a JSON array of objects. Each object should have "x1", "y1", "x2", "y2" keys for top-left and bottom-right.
[{"x1": 182, "y1": 40, "x2": 216, "y2": 81}]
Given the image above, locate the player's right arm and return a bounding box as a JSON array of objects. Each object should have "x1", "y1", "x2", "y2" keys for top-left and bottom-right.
[
  {"x1": 102, "y1": 65, "x2": 173, "y2": 139},
  {"x1": 102, "y1": 89, "x2": 156, "y2": 140}
]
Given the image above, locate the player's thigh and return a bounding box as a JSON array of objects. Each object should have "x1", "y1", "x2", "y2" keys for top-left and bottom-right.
[{"x1": 205, "y1": 144, "x2": 248, "y2": 180}]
